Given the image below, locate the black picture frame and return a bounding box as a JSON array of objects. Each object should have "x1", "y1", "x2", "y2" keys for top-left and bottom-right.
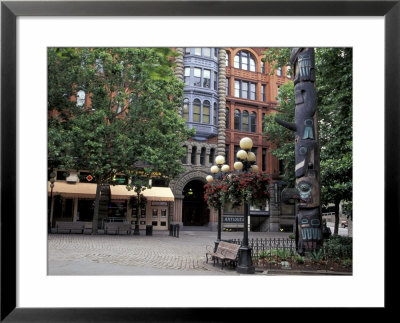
[{"x1": 1, "y1": 0, "x2": 398, "y2": 321}]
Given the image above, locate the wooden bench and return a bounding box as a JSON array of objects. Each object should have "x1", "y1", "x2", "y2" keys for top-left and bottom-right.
[
  {"x1": 104, "y1": 222, "x2": 132, "y2": 235},
  {"x1": 55, "y1": 221, "x2": 85, "y2": 234},
  {"x1": 206, "y1": 241, "x2": 240, "y2": 269}
]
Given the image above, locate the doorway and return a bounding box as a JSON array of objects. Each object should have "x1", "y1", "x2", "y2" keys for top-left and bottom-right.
[{"x1": 182, "y1": 180, "x2": 209, "y2": 226}]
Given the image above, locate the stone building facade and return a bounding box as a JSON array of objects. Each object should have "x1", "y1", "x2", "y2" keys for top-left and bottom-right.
[{"x1": 170, "y1": 47, "x2": 295, "y2": 232}]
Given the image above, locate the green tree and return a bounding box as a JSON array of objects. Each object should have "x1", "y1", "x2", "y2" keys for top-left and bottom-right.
[
  {"x1": 48, "y1": 47, "x2": 194, "y2": 234},
  {"x1": 263, "y1": 48, "x2": 352, "y2": 234}
]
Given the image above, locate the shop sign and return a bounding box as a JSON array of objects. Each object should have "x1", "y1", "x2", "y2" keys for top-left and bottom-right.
[
  {"x1": 223, "y1": 216, "x2": 244, "y2": 223},
  {"x1": 151, "y1": 201, "x2": 168, "y2": 206}
]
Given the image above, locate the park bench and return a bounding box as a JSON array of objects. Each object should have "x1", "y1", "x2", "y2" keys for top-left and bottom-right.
[
  {"x1": 55, "y1": 221, "x2": 86, "y2": 234},
  {"x1": 104, "y1": 222, "x2": 132, "y2": 235},
  {"x1": 206, "y1": 241, "x2": 240, "y2": 269}
]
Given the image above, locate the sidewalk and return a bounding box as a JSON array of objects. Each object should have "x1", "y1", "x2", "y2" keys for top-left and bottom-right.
[{"x1": 48, "y1": 230, "x2": 349, "y2": 276}]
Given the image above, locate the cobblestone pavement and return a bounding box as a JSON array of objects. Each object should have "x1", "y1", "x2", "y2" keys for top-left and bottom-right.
[{"x1": 48, "y1": 230, "x2": 291, "y2": 275}]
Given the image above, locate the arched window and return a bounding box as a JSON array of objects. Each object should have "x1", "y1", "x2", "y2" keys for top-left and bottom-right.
[
  {"x1": 203, "y1": 100, "x2": 210, "y2": 124},
  {"x1": 200, "y1": 147, "x2": 206, "y2": 165},
  {"x1": 242, "y1": 110, "x2": 249, "y2": 131},
  {"x1": 193, "y1": 99, "x2": 201, "y2": 122},
  {"x1": 213, "y1": 103, "x2": 218, "y2": 125},
  {"x1": 182, "y1": 99, "x2": 189, "y2": 121},
  {"x1": 234, "y1": 109, "x2": 241, "y2": 130},
  {"x1": 191, "y1": 146, "x2": 197, "y2": 164},
  {"x1": 234, "y1": 51, "x2": 256, "y2": 72},
  {"x1": 209, "y1": 148, "x2": 215, "y2": 165},
  {"x1": 76, "y1": 90, "x2": 85, "y2": 107},
  {"x1": 250, "y1": 112, "x2": 257, "y2": 132},
  {"x1": 225, "y1": 108, "x2": 230, "y2": 129}
]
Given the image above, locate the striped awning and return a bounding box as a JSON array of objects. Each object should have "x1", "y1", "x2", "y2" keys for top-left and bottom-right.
[
  {"x1": 110, "y1": 185, "x2": 174, "y2": 201},
  {"x1": 47, "y1": 181, "x2": 97, "y2": 199},
  {"x1": 48, "y1": 182, "x2": 175, "y2": 201}
]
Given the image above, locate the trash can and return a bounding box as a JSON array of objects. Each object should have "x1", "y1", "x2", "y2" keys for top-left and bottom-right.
[{"x1": 146, "y1": 225, "x2": 153, "y2": 236}]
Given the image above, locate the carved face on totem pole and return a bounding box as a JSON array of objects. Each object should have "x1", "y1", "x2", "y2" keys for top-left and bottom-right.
[{"x1": 297, "y1": 208, "x2": 322, "y2": 252}]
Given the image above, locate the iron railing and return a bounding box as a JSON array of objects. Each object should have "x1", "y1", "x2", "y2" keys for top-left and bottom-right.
[{"x1": 225, "y1": 238, "x2": 352, "y2": 272}]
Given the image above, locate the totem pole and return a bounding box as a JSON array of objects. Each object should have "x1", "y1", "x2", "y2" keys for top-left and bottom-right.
[{"x1": 275, "y1": 48, "x2": 322, "y2": 253}]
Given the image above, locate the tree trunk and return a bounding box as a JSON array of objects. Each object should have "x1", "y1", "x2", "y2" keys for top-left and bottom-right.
[
  {"x1": 92, "y1": 183, "x2": 101, "y2": 234},
  {"x1": 133, "y1": 191, "x2": 141, "y2": 235},
  {"x1": 334, "y1": 200, "x2": 340, "y2": 235}
]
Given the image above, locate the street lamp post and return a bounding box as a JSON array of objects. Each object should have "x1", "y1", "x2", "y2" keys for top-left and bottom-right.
[
  {"x1": 206, "y1": 155, "x2": 229, "y2": 252},
  {"x1": 234, "y1": 137, "x2": 258, "y2": 274}
]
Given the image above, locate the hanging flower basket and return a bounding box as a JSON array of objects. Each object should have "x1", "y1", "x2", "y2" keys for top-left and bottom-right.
[
  {"x1": 204, "y1": 172, "x2": 271, "y2": 210},
  {"x1": 203, "y1": 179, "x2": 224, "y2": 209},
  {"x1": 221, "y1": 172, "x2": 271, "y2": 208}
]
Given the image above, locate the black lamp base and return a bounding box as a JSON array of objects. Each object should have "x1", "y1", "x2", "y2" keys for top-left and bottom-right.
[
  {"x1": 236, "y1": 246, "x2": 255, "y2": 274},
  {"x1": 214, "y1": 239, "x2": 221, "y2": 252},
  {"x1": 133, "y1": 224, "x2": 140, "y2": 235}
]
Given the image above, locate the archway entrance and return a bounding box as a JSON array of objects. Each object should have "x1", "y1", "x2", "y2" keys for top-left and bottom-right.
[{"x1": 182, "y1": 180, "x2": 209, "y2": 226}]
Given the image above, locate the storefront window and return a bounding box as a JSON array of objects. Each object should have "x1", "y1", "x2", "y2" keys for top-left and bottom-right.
[
  {"x1": 108, "y1": 200, "x2": 127, "y2": 218},
  {"x1": 152, "y1": 209, "x2": 158, "y2": 217}
]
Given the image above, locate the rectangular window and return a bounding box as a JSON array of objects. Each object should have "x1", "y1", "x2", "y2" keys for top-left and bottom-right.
[
  {"x1": 241, "y1": 82, "x2": 248, "y2": 99},
  {"x1": 203, "y1": 69, "x2": 211, "y2": 88},
  {"x1": 161, "y1": 209, "x2": 167, "y2": 217},
  {"x1": 250, "y1": 83, "x2": 256, "y2": 100},
  {"x1": 234, "y1": 80, "x2": 240, "y2": 97},
  {"x1": 277, "y1": 67, "x2": 282, "y2": 76},
  {"x1": 194, "y1": 48, "x2": 201, "y2": 56},
  {"x1": 262, "y1": 148, "x2": 267, "y2": 171},
  {"x1": 193, "y1": 103, "x2": 201, "y2": 122},
  {"x1": 203, "y1": 48, "x2": 211, "y2": 57},
  {"x1": 261, "y1": 63, "x2": 265, "y2": 74},
  {"x1": 160, "y1": 222, "x2": 167, "y2": 226},
  {"x1": 226, "y1": 78, "x2": 229, "y2": 96},
  {"x1": 234, "y1": 145, "x2": 240, "y2": 160},
  {"x1": 152, "y1": 209, "x2": 158, "y2": 217},
  {"x1": 152, "y1": 221, "x2": 158, "y2": 226},
  {"x1": 184, "y1": 48, "x2": 191, "y2": 54},
  {"x1": 194, "y1": 68, "x2": 201, "y2": 87},
  {"x1": 184, "y1": 67, "x2": 191, "y2": 85},
  {"x1": 203, "y1": 105, "x2": 210, "y2": 124},
  {"x1": 214, "y1": 48, "x2": 218, "y2": 59},
  {"x1": 141, "y1": 209, "x2": 146, "y2": 218},
  {"x1": 140, "y1": 221, "x2": 146, "y2": 225},
  {"x1": 225, "y1": 145, "x2": 230, "y2": 163},
  {"x1": 234, "y1": 55, "x2": 240, "y2": 68},
  {"x1": 214, "y1": 72, "x2": 218, "y2": 90},
  {"x1": 261, "y1": 85, "x2": 265, "y2": 101}
]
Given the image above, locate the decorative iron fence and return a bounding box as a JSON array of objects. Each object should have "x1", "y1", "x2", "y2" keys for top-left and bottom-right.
[{"x1": 225, "y1": 238, "x2": 352, "y2": 273}]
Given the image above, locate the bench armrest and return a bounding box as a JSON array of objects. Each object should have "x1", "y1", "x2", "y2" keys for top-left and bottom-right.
[{"x1": 206, "y1": 245, "x2": 214, "y2": 253}]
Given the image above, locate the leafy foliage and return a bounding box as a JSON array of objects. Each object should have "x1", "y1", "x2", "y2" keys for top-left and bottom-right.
[
  {"x1": 262, "y1": 48, "x2": 353, "y2": 231},
  {"x1": 48, "y1": 48, "x2": 194, "y2": 232}
]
